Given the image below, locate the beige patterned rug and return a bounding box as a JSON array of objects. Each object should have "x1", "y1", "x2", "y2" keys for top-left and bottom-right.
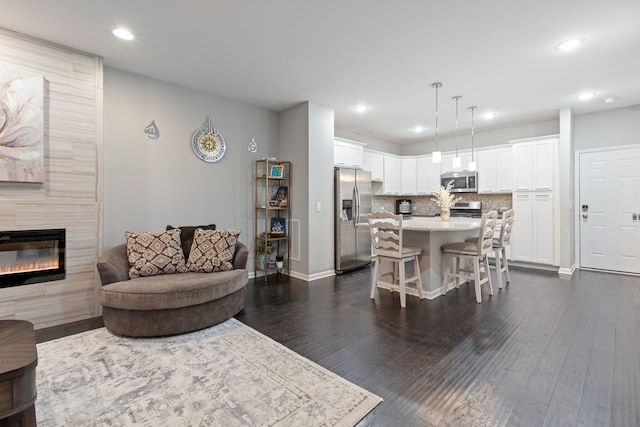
[{"x1": 35, "y1": 318, "x2": 382, "y2": 426}]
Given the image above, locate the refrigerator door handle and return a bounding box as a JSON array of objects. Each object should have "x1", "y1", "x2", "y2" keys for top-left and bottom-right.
[{"x1": 353, "y1": 186, "x2": 359, "y2": 227}]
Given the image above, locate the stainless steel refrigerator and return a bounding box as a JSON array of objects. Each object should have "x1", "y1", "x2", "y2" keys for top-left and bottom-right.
[{"x1": 335, "y1": 167, "x2": 372, "y2": 273}]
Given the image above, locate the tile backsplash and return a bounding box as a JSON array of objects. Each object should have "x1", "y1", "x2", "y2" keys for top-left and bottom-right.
[{"x1": 372, "y1": 193, "x2": 513, "y2": 216}]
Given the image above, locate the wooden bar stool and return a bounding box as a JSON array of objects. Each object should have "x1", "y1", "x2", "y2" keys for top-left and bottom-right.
[
  {"x1": 465, "y1": 209, "x2": 514, "y2": 289},
  {"x1": 441, "y1": 211, "x2": 498, "y2": 303},
  {"x1": 368, "y1": 212, "x2": 424, "y2": 308}
]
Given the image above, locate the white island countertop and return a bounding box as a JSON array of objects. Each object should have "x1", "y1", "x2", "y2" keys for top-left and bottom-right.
[{"x1": 402, "y1": 217, "x2": 481, "y2": 231}]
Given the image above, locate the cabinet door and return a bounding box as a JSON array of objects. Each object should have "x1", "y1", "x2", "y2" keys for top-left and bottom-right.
[
  {"x1": 513, "y1": 143, "x2": 533, "y2": 191},
  {"x1": 334, "y1": 140, "x2": 363, "y2": 168},
  {"x1": 477, "y1": 149, "x2": 497, "y2": 193},
  {"x1": 347, "y1": 144, "x2": 364, "y2": 169},
  {"x1": 533, "y1": 192, "x2": 553, "y2": 263},
  {"x1": 401, "y1": 157, "x2": 417, "y2": 195},
  {"x1": 496, "y1": 146, "x2": 513, "y2": 192},
  {"x1": 334, "y1": 141, "x2": 349, "y2": 167},
  {"x1": 512, "y1": 192, "x2": 533, "y2": 262},
  {"x1": 416, "y1": 155, "x2": 439, "y2": 195},
  {"x1": 459, "y1": 151, "x2": 472, "y2": 171},
  {"x1": 533, "y1": 139, "x2": 555, "y2": 190},
  {"x1": 383, "y1": 155, "x2": 401, "y2": 195},
  {"x1": 441, "y1": 153, "x2": 454, "y2": 173},
  {"x1": 370, "y1": 153, "x2": 384, "y2": 181},
  {"x1": 362, "y1": 151, "x2": 372, "y2": 172}
]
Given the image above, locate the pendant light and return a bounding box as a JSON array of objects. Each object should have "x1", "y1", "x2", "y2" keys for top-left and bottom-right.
[
  {"x1": 468, "y1": 106, "x2": 477, "y2": 172},
  {"x1": 452, "y1": 95, "x2": 462, "y2": 169},
  {"x1": 431, "y1": 82, "x2": 442, "y2": 163}
]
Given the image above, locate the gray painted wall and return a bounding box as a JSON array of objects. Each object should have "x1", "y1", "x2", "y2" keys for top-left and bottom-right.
[
  {"x1": 280, "y1": 103, "x2": 310, "y2": 275},
  {"x1": 280, "y1": 102, "x2": 335, "y2": 279},
  {"x1": 400, "y1": 119, "x2": 560, "y2": 156},
  {"x1": 103, "y1": 67, "x2": 280, "y2": 261},
  {"x1": 574, "y1": 105, "x2": 640, "y2": 150}
]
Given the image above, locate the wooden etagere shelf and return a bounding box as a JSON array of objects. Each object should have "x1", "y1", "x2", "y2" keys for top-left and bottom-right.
[{"x1": 254, "y1": 159, "x2": 291, "y2": 281}]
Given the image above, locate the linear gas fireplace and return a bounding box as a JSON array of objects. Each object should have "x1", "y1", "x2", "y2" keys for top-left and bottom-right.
[{"x1": 0, "y1": 229, "x2": 66, "y2": 288}]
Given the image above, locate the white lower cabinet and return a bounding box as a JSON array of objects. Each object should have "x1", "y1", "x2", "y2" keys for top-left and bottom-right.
[{"x1": 512, "y1": 191, "x2": 553, "y2": 264}]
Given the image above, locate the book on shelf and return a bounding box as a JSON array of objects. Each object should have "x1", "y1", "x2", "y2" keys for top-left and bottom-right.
[
  {"x1": 269, "y1": 217, "x2": 286, "y2": 237},
  {"x1": 269, "y1": 185, "x2": 288, "y2": 207}
]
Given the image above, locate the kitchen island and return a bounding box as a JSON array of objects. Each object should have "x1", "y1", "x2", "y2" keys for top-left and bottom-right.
[{"x1": 391, "y1": 217, "x2": 481, "y2": 299}]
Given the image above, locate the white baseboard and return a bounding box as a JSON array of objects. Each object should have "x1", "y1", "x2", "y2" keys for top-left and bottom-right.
[
  {"x1": 288, "y1": 269, "x2": 335, "y2": 282},
  {"x1": 558, "y1": 265, "x2": 576, "y2": 278}
]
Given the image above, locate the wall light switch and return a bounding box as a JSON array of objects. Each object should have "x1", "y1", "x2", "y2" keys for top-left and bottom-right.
[{"x1": 316, "y1": 202, "x2": 321, "y2": 212}]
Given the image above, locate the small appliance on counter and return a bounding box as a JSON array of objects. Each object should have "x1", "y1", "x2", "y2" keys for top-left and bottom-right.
[{"x1": 395, "y1": 199, "x2": 412, "y2": 218}]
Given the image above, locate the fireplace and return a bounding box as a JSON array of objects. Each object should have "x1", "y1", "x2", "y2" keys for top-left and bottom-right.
[{"x1": 0, "y1": 229, "x2": 66, "y2": 288}]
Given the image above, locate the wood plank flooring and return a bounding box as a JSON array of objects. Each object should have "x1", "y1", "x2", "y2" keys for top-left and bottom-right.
[{"x1": 36, "y1": 266, "x2": 640, "y2": 427}]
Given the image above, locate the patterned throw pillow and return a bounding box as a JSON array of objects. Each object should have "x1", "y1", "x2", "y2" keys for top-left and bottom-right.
[
  {"x1": 125, "y1": 229, "x2": 188, "y2": 279},
  {"x1": 187, "y1": 229, "x2": 241, "y2": 273}
]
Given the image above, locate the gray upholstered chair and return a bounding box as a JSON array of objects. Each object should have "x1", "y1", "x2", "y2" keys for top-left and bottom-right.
[
  {"x1": 368, "y1": 212, "x2": 424, "y2": 308},
  {"x1": 441, "y1": 211, "x2": 498, "y2": 303}
]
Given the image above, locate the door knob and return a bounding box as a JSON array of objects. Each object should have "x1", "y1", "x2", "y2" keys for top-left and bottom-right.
[{"x1": 582, "y1": 213, "x2": 588, "y2": 219}]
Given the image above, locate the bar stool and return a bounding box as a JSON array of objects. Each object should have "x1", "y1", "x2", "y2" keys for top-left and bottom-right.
[
  {"x1": 465, "y1": 209, "x2": 514, "y2": 289},
  {"x1": 441, "y1": 210, "x2": 497, "y2": 303},
  {"x1": 368, "y1": 212, "x2": 424, "y2": 308}
]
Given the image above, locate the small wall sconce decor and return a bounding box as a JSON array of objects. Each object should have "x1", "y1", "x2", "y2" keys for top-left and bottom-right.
[
  {"x1": 248, "y1": 138, "x2": 258, "y2": 153},
  {"x1": 144, "y1": 120, "x2": 160, "y2": 140}
]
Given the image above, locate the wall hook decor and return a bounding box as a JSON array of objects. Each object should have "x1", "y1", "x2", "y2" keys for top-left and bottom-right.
[
  {"x1": 248, "y1": 138, "x2": 258, "y2": 153},
  {"x1": 144, "y1": 120, "x2": 160, "y2": 139}
]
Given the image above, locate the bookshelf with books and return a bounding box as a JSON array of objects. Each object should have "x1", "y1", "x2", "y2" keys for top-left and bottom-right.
[{"x1": 255, "y1": 159, "x2": 291, "y2": 280}]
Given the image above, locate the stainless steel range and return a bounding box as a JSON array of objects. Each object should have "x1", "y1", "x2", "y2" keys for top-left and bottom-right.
[{"x1": 450, "y1": 201, "x2": 482, "y2": 218}]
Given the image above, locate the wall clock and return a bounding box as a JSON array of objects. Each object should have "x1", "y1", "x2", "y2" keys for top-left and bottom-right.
[{"x1": 192, "y1": 117, "x2": 226, "y2": 162}]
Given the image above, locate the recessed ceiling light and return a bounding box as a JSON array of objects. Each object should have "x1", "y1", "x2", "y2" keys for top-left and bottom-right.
[
  {"x1": 555, "y1": 38, "x2": 584, "y2": 52},
  {"x1": 578, "y1": 92, "x2": 596, "y2": 101},
  {"x1": 604, "y1": 97, "x2": 616, "y2": 104},
  {"x1": 354, "y1": 104, "x2": 369, "y2": 113},
  {"x1": 112, "y1": 28, "x2": 134, "y2": 41},
  {"x1": 483, "y1": 112, "x2": 495, "y2": 120},
  {"x1": 413, "y1": 126, "x2": 425, "y2": 133}
]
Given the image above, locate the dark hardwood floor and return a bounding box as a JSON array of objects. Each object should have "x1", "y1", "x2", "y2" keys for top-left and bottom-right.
[{"x1": 37, "y1": 266, "x2": 640, "y2": 426}]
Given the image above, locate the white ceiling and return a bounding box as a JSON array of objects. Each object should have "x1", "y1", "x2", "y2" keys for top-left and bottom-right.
[{"x1": 2, "y1": 0, "x2": 639, "y2": 144}]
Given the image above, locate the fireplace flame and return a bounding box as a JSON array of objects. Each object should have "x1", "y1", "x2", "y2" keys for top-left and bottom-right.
[{"x1": 0, "y1": 259, "x2": 59, "y2": 275}]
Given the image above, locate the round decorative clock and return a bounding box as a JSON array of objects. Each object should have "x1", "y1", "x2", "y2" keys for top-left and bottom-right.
[{"x1": 192, "y1": 117, "x2": 226, "y2": 162}]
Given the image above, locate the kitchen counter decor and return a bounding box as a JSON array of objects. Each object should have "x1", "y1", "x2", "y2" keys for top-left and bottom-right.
[{"x1": 432, "y1": 181, "x2": 460, "y2": 221}]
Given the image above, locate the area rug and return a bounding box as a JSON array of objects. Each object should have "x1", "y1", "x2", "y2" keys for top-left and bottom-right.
[{"x1": 35, "y1": 318, "x2": 382, "y2": 426}]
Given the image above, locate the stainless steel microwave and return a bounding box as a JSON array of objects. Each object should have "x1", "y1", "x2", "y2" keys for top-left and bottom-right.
[{"x1": 440, "y1": 171, "x2": 478, "y2": 193}]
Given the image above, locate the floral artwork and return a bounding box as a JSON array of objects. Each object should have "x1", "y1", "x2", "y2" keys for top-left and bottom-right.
[
  {"x1": 0, "y1": 68, "x2": 44, "y2": 183},
  {"x1": 432, "y1": 180, "x2": 461, "y2": 209}
]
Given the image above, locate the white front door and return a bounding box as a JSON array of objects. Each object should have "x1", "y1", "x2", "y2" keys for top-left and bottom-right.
[{"x1": 579, "y1": 147, "x2": 640, "y2": 273}]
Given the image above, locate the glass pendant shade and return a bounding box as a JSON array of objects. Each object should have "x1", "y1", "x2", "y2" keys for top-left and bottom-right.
[
  {"x1": 432, "y1": 150, "x2": 442, "y2": 163},
  {"x1": 452, "y1": 156, "x2": 461, "y2": 168},
  {"x1": 468, "y1": 161, "x2": 477, "y2": 171}
]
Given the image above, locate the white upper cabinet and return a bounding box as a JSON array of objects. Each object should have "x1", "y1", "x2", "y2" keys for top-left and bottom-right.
[
  {"x1": 383, "y1": 155, "x2": 401, "y2": 195},
  {"x1": 401, "y1": 157, "x2": 417, "y2": 195},
  {"x1": 476, "y1": 146, "x2": 513, "y2": 193},
  {"x1": 416, "y1": 155, "x2": 441, "y2": 195},
  {"x1": 334, "y1": 139, "x2": 364, "y2": 169},
  {"x1": 441, "y1": 149, "x2": 472, "y2": 173},
  {"x1": 363, "y1": 150, "x2": 384, "y2": 181},
  {"x1": 476, "y1": 149, "x2": 497, "y2": 193},
  {"x1": 512, "y1": 137, "x2": 556, "y2": 191},
  {"x1": 496, "y1": 146, "x2": 513, "y2": 192}
]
